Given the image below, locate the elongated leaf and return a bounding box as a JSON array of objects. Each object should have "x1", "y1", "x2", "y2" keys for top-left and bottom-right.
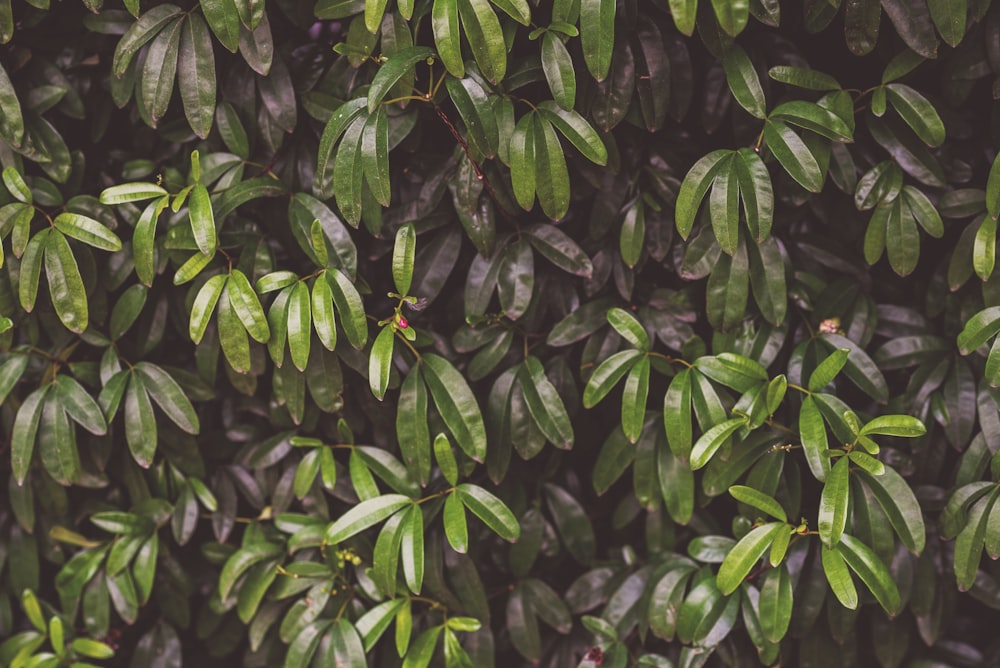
[
  {"x1": 361, "y1": 105, "x2": 391, "y2": 206},
  {"x1": 958, "y1": 307, "x2": 1000, "y2": 354},
  {"x1": 729, "y1": 485, "x2": 786, "y2": 522},
  {"x1": 583, "y1": 349, "x2": 642, "y2": 407},
  {"x1": 607, "y1": 307, "x2": 650, "y2": 350},
  {"x1": 227, "y1": 269, "x2": 269, "y2": 343},
  {"x1": 54, "y1": 375, "x2": 106, "y2": 435},
  {"x1": 664, "y1": 368, "x2": 693, "y2": 460},
  {"x1": 580, "y1": 0, "x2": 615, "y2": 81},
  {"x1": 124, "y1": 374, "x2": 157, "y2": 467},
  {"x1": 369, "y1": 326, "x2": 395, "y2": 401},
  {"x1": 53, "y1": 213, "x2": 122, "y2": 251},
  {"x1": 822, "y1": 544, "x2": 858, "y2": 609},
  {"x1": 886, "y1": 83, "x2": 945, "y2": 146},
  {"x1": 837, "y1": 534, "x2": 901, "y2": 614},
  {"x1": 537, "y1": 102, "x2": 607, "y2": 165},
  {"x1": 315, "y1": 99, "x2": 367, "y2": 199},
  {"x1": 818, "y1": 456, "x2": 850, "y2": 548},
  {"x1": 287, "y1": 281, "x2": 311, "y2": 372},
  {"x1": 432, "y1": 0, "x2": 463, "y2": 77},
  {"x1": 457, "y1": 483, "x2": 520, "y2": 541},
  {"x1": 189, "y1": 273, "x2": 226, "y2": 343},
  {"x1": 691, "y1": 417, "x2": 746, "y2": 470},
  {"x1": 519, "y1": 357, "x2": 573, "y2": 449},
  {"x1": 542, "y1": 33, "x2": 575, "y2": 110},
  {"x1": 178, "y1": 14, "x2": 216, "y2": 139},
  {"x1": 369, "y1": 46, "x2": 434, "y2": 112},
  {"x1": 458, "y1": 0, "x2": 506, "y2": 83},
  {"x1": 133, "y1": 363, "x2": 199, "y2": 434},
  {"x1": 422, "y1": 354, "x2": 487, "y2": 461},
  {"x1": 327, "y1": 268, "x2": 368, "y2": 348},
  {"x1": 857, "y1": 467, "x2": 925, "y2": 554},
  {"x1": 393, "y1": 223, "x2": 416, "y2": 296},
  {"x1": 799, "y1": 395, "x2": 829, "y2": 481},
  {"x1": 44, "y1": 230, "x2": 89, "y2": 333},
  {"x1": 12, "y1": 386, "x2": 49, "y2": 485},
  {"x1": 722, "y1": 44, "x2": 766, "y2": 119},
  {"x1": 621, "y1": 355, "x2": 650, "y2": 443},
  {"x1": 113, "y1": 4, "x2": 184, "y2": 78},
  {"x1": 676, "y1": 149, "x2": 732, "y2": 238},
  {"x1": 401, "y1": 504, "x2": 424, "y2": 593},
  {"x1": 443, "y1": 493, "x2": 468, "y2": 552},
  {"x1": 533, "y1": 115, "x2": 570, "y2": 219},
  {"x1": 327, "y1": 495, "x2": 412, "y2": 544},
  {"x1": 717, "y1": 523, "x2": 781, "y2": 594},
  {"x1": 764, "y1": 120, "x2": 823, "y2": 192}
]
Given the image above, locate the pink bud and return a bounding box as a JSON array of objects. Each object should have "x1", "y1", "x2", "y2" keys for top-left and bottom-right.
[{"x1": 398, "y1": 317, "x2": 408, "y2": 329}]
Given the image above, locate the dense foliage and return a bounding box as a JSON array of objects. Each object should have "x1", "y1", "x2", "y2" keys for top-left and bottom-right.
[{"x1": 3, "y1": 0, "x2": 1000, "y2": 665}]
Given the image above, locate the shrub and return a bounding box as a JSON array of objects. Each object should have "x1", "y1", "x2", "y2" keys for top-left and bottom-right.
[{"x1": 1, "y1": 0, "x2": 999, "y2": 666}]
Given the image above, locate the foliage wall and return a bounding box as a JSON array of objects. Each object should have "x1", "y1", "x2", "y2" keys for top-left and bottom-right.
[{"x1": 2, "y1": 0, "x2": 1000, "y2": 666}]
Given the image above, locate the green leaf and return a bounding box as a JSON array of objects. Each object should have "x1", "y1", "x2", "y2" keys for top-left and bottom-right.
[
  {"x1": 365, "y1": 0, "x2": 389, "y2": 32},
  {"x1": 227, "y1": 269, "x2": 269, "y2": 343},
  {"x1": 709, "y1": 156, "x2": 740, "y2": 255},
  {"x1": 446, "y1": 74, "x2": 499, "y2": 158},
  {"x1": 397, "y1": 368, "x2": 431, "y2": 486},
  {"x1": 2, "y1": 167, "x2": 30, "y2": 203},
  {"x1": 11, "y1": 386, "x2": 49, "y2": 485},
  {"x1": 857, "y1": 467, "x2": 926, "y2": 554},
  {"x1": 54, "y1": 375, "x2": 106, "y2": 435},
  {"x1": 525, "y1": 223, "x2": 592, "y2": 277},
  {"x1": 361, "y1": 106, "x2": 391, "y2": 207},
  {"x1": 819, "y1": 333, "x2": 890, "y2": 403},
  {"x1": 200, "y1": 0, "x2": 240, "y2": 52},
  {"x1": 287, "y1": 281, "x2": 312, "y2": 372},
  {"x1": 580, "y1": 0, "x2": 615, "y2": 81},
  {"x1": 519, "y1": 357, "x2": 573, "y2": 448},
  {"x1": 422, "y1": 354, "x2": 487, "y2": 461},
  {"x1": 113, "y1": 4, "x2": 184, "y2": 78},
  {"x1": 456, "y1": 483, "x2": 520, "y2": 541},
  {"x1": 356, "y1": 599, "x2": 407, "y2": 653},
  {"x1": 821, "y1": 544, "x2": 858, "y2": 609},
  {"x1": 334, "y1": 114, "x2": 366, "y2": 226},
  {"x1": 859, "y1": 415, "x2": 926, "y2": 438},
  {"x1": 537, "y1": 102, "x2": 607, "y2": 165},
  {"x1": 44, "y1": 230, "x2": 89, "y2": 333},
  {"x1": 189, "y1": 273, "x2": 226, "y2": 343},
  {"x1": 327, "y1": 495, "x2": 413, "y2": 544},
  {"x1": 759, "y1": 564, "x2": 792, "y2": 643},
  {"x1": 621, "y1": 355, "x2": 650, "y2": 443},
  {"x1": 885, "y1": 83, "x2": 945, "y2": 146},
  {"x1": 764, "y1": 120, "x2": 823, "y2": 192},
  {"x1": 668, "y1": 0, "x2": 697, "y2": 35},
  {"x1": 533, "y1": 115, "x2": 570, "y2": 220},
  {"x1": 712, "y1": 0, "x2": 749, "y2": 36},
  {"x1": 432, "y1": 0, "x2": 464, "y2": 77},
  {"x1": 675, "y1": 149, "x2": 732, "y2": 238},
  {"x1": 52, "y1": 212, "x2": 122, "y2": 251},
  {"x1": 799, "y1": 395, "x2": 830, "y2": 481},
  {"x1": 768, "y1": 65, "x2": 841, "y2": 91},
  {"x1": 0, "y1": 63, "x2": 24, "y2": 145},
  {"x1": 217, "y1": 290, "x2": 251, "y2": 373},
  {"x1": 664, "y1": 368, "x2": 693, "y2": 460},
  {"x1": 690, "y1": 417, "x2": 746, "y2": 470},
  {"x1": 401, "y1": 504, "x2": 424, "y2": 593},
  {"x1": 315, "y1": 98, "x2": 367, "y2": 200},
  {"x1": 735, "y1": 147, "x2": 774, "y2": 243},
  {"x1": 124, "y1": 374, "x2": 157, "y2": 467},
  {"x1": 606, "y1": 307, "x2": 650, "y2": 351},
  {"x1": 311, "y1": 276, "x2": 337, "y2": 351},
  {"x1": 402, "y1": 627, "x2": 441, "y2": 668},
  {"x1": 443, "y1": 492, "x2": 468, "y2": 552},
  {"x1": 808, "y1": 348, "x2": 850, "y2": 392},
  {"x1": 957, "y1": 307, "x2": 1000, "y2": 354},
  {"x1": 729, "y1": 485, "x2": 786, "y2": 522},
  {"x1": 716, "y1": 523, "x2": 781, "y2": 595},
  {"x1": 583, "y1": 349, "x2": 642, "y2": 408},
  {"x1": 722, "y1": 44, "x2": 766, "y2": 119},
  {"x1": 368, "y1": 46, "x2": 434, "y2": 112},
  {"x1": 927, "y1": 0, "x2": 966, "y2": 46},
  {"x1": 188, "y1": 183, "x2": 217, "y2": 255},
  {"x1": 619, "y1": 198, "x2": 644, "y2": 268},
  {"x1": 954, "y1": 491, "x2": 995, "y2": 590},
  {"x1": 393, "y1": 223, "x2": 416, "y2": 296},
  {"x1": 458, "y1": 0, "x2": 506, "y2": 84},
  {"x1": 975, "y1": 215, "x2": 996, "y2": 281},
  {"x1": 140, "y1": 16, "x2": 182, "y2": 123},
  {"x1": 769, "y1": 100, "x2": 853, "y2": 142},
  {"x1": 133, "y1": 363, "x2": 199, "y2": 434},
  {"x1": 837, "y1": 534, "x2": 901, "y2": 615},
  {"x1": 509, "y1": 113, "x2": 536, "y2": 210},
  {"x1": 177, "y1": 14, "x2": 216, "y2": 139},
  {"x1": 369, "y1": 326, "x2": 395, "y2": 401},
  {"x1": 818, "y1": 456, "x2": 850, "y2": 548},
  {"x1": 542, "y1": 32, "x2": 576, "y2": 110},
  {"x1": 327, "y1": 268, "x2": 369, "y2": 348}
]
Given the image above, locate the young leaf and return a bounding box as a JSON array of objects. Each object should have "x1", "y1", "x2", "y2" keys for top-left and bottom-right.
[
  {"x1": 326, "y1": 495, "x2": 413, "y2": 544},
  {"x1": 456, "y1": 483, "x2": 520, "y2": 541}
]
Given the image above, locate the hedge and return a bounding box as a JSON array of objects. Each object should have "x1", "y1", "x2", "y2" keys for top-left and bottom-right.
[{"x1": 1, "y1": 0, "x2": 999, "y2": 666}]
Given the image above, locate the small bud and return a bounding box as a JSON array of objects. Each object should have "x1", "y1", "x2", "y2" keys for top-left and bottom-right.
[{"x1": 398, "y1": 316, "x2": 408, "y2": 329}]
